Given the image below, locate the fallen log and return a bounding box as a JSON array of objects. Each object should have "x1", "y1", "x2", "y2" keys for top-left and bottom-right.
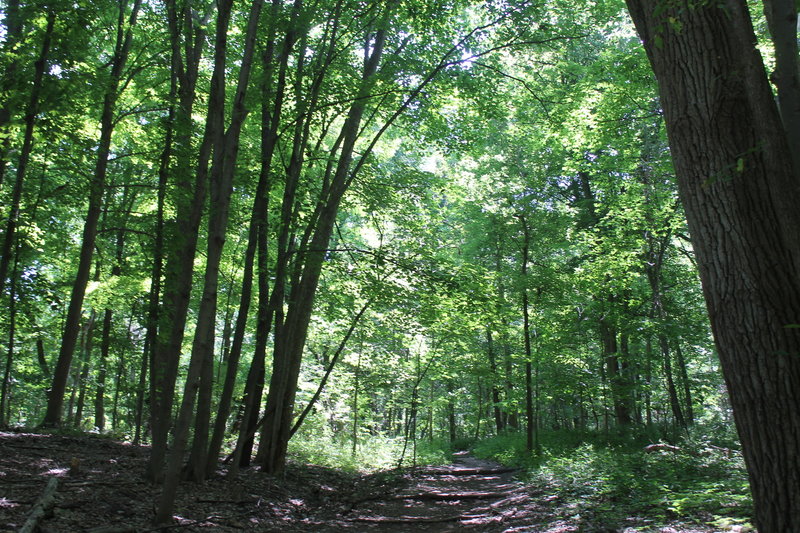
[{"x1": 19, "y1": 476, "x2": 59, "y2": 533}]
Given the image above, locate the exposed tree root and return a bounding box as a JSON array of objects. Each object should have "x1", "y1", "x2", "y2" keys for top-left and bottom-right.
[{"x1": 19, "y1": 476, "x2": 59, "y2": 533}]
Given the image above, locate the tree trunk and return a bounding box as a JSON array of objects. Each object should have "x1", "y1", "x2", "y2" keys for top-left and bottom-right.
[
  {"x1": 251, "y1": 0, "x2": 309, "y2": 470},
  {"x1": 601, "y1": 322, "x2": 632, "y2": 427},
  {"x1": 675, "y1": 343, "x2": 694, "y2": 425},
  {"x1": 352, "y1": 350, "x2": 361, "y2": 456},
  {"x1": 111, "y1": 350, "x2": 124, "y2": 430},
  {"x1": 485, "y1": 327, "x2": 504, "y2": 434},
  {"x1": 206, "y1": 0, "x2": 283, "y2": 477},
  {"x1": 660, "y1": 334, "x2": 686, "y2": 429},
  {"x1": 0, "y1": 0, "x2": 22, "y2": 148},
  {"x1": 626, "y1": 0, "x2": 800, "y2": 527},
  {"x1": 445, "y1": 379, "x2": 457, "y2": 442},
  {"x1": 0, "y1": 243, "x2": 20, "y2": 426},
  {"x1": 94, "y1": 308, "x2": 112, "y2": 431},
  {"x1": 42, "y1": 0, "x2": 142, "y2": 427},
  {"x1": 500, "y1": 318, "x2": 518, "y2": 430},
  {"x1": 0, "y1": 11, "x2": 55, "y2": 299},
  {"x1": 155, "y1": 0, "x2": 263, "y2": 517},
  {"x1": 73, "y1": 312, "x2": 97, "y2": 429},
  {"x1": 147, "y1": 0, "x2": 210, "y2": 482},
  {"x1": 762, "y1": 0, "x2": 800, "y2": 175},
  {"x1": 179, "y1": 0, "x2": 264, "y2": 484},
  {"x1": 258, "y1": 17, "x2": 389, "y2": 475},
  {"x1": 644, "y1": 337, "x2": 653, "y2": 427},
  {"x1": 518, "y1": 214, "x2": 536, "y2": 452}
]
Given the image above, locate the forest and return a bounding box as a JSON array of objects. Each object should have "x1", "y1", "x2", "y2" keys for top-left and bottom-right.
[{"x1": 2, "y1": 0, "x2": 800, "y2": 531}]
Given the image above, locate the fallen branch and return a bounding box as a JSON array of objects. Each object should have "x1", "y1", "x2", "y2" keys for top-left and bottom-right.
[
  {"x1": 397, "y1": 491, "x2": 511, "y2": 501},
  {"x1": 196, "y1": 498, "x2": 258, "y2": 505},
  {"x1": 644, "y1": 443, "x2": 682, "y2": 454},
  {"x1": 468, "y1": 492, "x2": 529, "y2": 510},
  {"x1": 349, "y1": 514, "x2": 462, "y2": 524},
  {"x1": 19, "y1": 476, "x2": 59, "y2": 533},
  {"x1": 414, "y1": 467, "x2": 516, "y2": 476}
]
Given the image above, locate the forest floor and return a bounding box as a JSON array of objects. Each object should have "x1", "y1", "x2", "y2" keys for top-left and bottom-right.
[{"x1": 1, "y1": 430, "x2": 740, "y2": 532}]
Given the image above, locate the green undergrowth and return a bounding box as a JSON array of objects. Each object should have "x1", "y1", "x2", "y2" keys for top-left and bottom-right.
[
  {"x1": 471, "y1": 428, "x2": 754, "y2": 530},
  {"x1": 288, "y1": 423, "x2": 449, "y2": 472}
]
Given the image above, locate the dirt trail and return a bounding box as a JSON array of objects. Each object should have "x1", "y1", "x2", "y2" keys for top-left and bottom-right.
[
  {"x1": 331, "y1": 451, "x2": 543, "y2": 532},
  {"x1": 1, "y1": 432, "x2": 721, "y2": 532}
]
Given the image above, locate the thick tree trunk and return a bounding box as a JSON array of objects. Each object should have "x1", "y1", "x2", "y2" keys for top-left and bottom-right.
[{"x1": 626, "y1": 0, "x2": 800, "y2": 528}]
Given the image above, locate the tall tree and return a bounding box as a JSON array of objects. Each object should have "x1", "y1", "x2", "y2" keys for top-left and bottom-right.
[
  {"x1": 154, "y1": 0, "x2": 264, "y2": 518},
  {"x1": 626, "y1": 0, "x2": 800, "y2": 528},
  {"x1": 0, "y1": 10, "x2": 55, "y2": 300},
  {"x1": 257, "y1": 12, "x2": 392, "y2": 474},
  {"x1": 43, "y1": 0, "x2": 142, "y2": 426},
  {"x1": 147, "y1": 0, "x2": 212, "y2": 482}
]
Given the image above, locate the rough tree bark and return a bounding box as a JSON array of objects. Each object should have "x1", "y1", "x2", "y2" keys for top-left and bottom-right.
[{"x1": 626, "y1": 0, "x2": 800, "y2": 528}]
